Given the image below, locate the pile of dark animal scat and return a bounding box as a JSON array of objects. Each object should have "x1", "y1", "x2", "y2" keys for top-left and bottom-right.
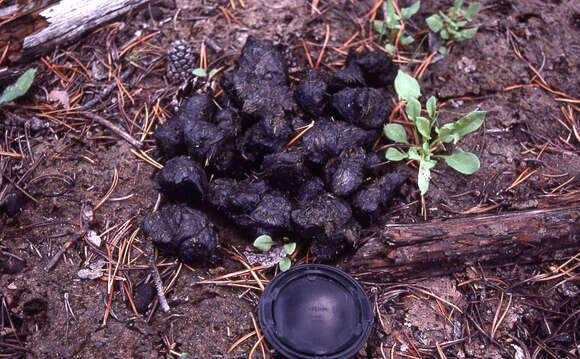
[{"x1": 143, "y1": 36, "x2": 406, "y2": 264}]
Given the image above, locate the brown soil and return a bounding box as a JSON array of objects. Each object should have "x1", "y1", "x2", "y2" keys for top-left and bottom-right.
[{"x1": 1, "y1": 0, "x2": 579, "y2": 358}]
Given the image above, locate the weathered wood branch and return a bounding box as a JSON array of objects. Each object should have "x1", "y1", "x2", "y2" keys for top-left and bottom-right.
[
  {"x1": 348, "y1": 206, "x2": 580, "y2": 281},
  {"x1": 0, "y1": 0, "x2": 150, "y2": 63}
]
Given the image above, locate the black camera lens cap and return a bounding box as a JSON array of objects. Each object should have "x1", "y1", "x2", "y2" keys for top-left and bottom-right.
[{"x1": 258, "y1": 264, "x2": 374, "y2": 359}]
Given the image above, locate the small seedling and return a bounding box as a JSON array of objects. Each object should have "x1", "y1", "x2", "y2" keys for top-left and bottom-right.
[
  {"x1": 253, "y1": 235, "x2": 296, "y2": 272},
  {"x1": 373, "y1": 0, "x2": 421, "y2": 53},
  {"x1": 425, "y1": 0, "x2": 481, "y2": 54},
  {"x1": 384, "y1": 70, "x2": 485, "y2": 195},
  {"x1": 192, "y1": 68, "x2": 218, "y2": 79},
  {"x1": 0, "y1": 68, "x2": 37, "y2": 105}
]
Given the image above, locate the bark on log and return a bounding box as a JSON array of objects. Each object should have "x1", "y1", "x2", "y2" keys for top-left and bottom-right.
[
  {"x1": 348, "y1": 206, "x2": 580, "y2": 282},
  {"x1": 0, "y1": 0, "x2": 150, "y2": 63}
]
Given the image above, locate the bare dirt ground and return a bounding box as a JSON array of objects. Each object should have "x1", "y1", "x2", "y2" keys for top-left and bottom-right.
[{"x1": 0, "y1": 0, "x2": 579, "y2": 358}]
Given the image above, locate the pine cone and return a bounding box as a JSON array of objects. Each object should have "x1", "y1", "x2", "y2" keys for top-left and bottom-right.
[{"x1": 166, "y1": 40, "x2": 196, "y2": 83}]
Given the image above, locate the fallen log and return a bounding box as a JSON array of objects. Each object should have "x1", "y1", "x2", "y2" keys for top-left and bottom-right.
[
  {"x1": 0, "y1": 0, "x2": 150, "y2": 63},
  {"x1": 348, "y1": 206, "x2": 580, "y2": 281}
]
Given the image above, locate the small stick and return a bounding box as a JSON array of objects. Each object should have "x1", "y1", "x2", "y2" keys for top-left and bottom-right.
[
  {"x1": 301, "y1": 38, "x2": 314, "y2": 68},
  {"x1": 45, "y1": 231, "x2": 85, "y2": 271},
  {"x1": 83, "y1": 113, "x2": 142, "y2": 149},
  {"x1": 0, "y1": 167, "x2": 38, "y2": 203},
  {"x1": 119, "y1": 31, "x2": 160, "y2": 58},
  {"x1": 227, "y1": 331, "x2": 256, "y2": 353},
  {"x1": 146, "y1": 240, "x2": 170, "y2": 312},
  {"x1": 315, "y1": 24, "x2": 330, "y2": 69},
  {"x1": 81, "y1": 67, "x2": 134, "y2": 110}
]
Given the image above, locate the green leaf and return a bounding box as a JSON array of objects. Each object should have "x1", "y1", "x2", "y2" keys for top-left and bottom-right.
[
  {"x1": 408, "y1": 147, "x2": 421, "y2": 161},
  {"x1": 385, "y1": 44, "x2": 396, "y2": 53},
  {"x1": 373, "y1": 20, "x2": 387, "y2": 36},
  {"x1": 422, "y1": 140, "x2": 431, "y2": 154},
  {"x1": 192, "y1": 68, "x2": 207, "y2": 77},
  {"x1": 440, "y1": 29, "x2": 450, "y2": 40},
  {"x1": 442, "y1": 148, "x2": 480, "y2": 174},
  {"x1": 253, "y1": 235, "x2": 275, "y2": 251},
  {"x1": 438, "y1": 46, "x2": 447, "y2": 54},
  {"x1": 406, "y1": 98, "x2": 421, "y2": 121},
  {"x1": 283, "y1": 242, "x2": 296, "y2": 255},
  {"x1": 401, "y1": 0, "x2": 421, "y2": 19},
  {"x1": 448, "y1": 27, "x2": 460, "y2": 37},
  {"x1": 416, "y1": 116, "x2": 432, "y2": 140},
  {"x1": 0, "y1": 68, "x2": 37, "y2": 104},
  {"x1": 455, "y1": 20, "x2": 468, "y2": 27},
  {"x1": 440, "y1": 11, "x2": 457, "y2": 27},
  {"x1": 394, "y1": 70, "x2": 421, "y2": 101},
  {"x1": 208, "y1": 68, "x2": 218, "y2": 78},
  {"x1": 386, "y1": 0, "x2": 399, "y2": 27},
  {"x1": 279, "y1": 257, "x2": 291, "y2": 272},
  {"x1": 385, "y1": 147, "x2": 408, "y2": 161},
  {"x1": 400, "y1": 34, "x2": 415, "y2": 45},
  {"x1": 426, "y1": 14, "x2": 444, "y2": 32},
  {"x1": 436, "y1": 122, "x2": 455, "y2": 143},
  {"x1": 426, "y1": 96, "x2": 437, "y2": 119},
  {"x1": 453, "y1": 0, "x2": 464, "y2": 12},
  {"x1": 417, "y1": 158, "x2": 436, "y2": 195},
  {"x1": 384, "y1": 123, "x2": 409, "y2": 144},
  {"x1": 445, "y1": 110, "x2": 486, "y2": 144},
  {"x1": 465, "y1": 2, "x2": 481, "y2": 20},
  {"x1": 460, "y1": 27, "x2": 478, "y2": 39}
]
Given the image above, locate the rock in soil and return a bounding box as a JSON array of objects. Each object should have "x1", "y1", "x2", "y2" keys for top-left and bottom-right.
[
  {"x1": 153, "y1": 155, "x2": 208, "y2": 205},
  {"x1": 142, "y1": 204, "x2": 218, "y2": 264}
]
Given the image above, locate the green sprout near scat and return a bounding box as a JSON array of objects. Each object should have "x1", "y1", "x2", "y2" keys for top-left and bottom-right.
[
  {"x1": 253, "y1": 235, "x2": 296, "y2": 272},
  {"x1": 384, "y1": 70, "x2": 486, "y2": 195},
  {"x1": 0, "y1": 68, "x2": 37, "y2": 105},
  {"x1": 192, "y1": 68, "x2": 219, "y2": 79},
  {"x1": 426, "y1": 0, "x2": 481, "y2": 54},
  {"x1": 373, "y1": 0, "x2": 421, "y2": 53}
]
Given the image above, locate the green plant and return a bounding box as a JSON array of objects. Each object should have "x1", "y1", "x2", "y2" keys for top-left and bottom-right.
[
  {"x1": 384, "y1": 70, "x2": 485, "y2": 195},
  {"x1": 0, "y1": 68, "x2": 37, "y2": 105},
  {"x1": 373, "y1": 0, "x2": 421, "y2": 53},
  {"x1": 253, "y1": 235, "x2": 296, "y2": 272},
  {"x1": 192, "y1": 67, "x2": 218, "y2": 79},
  {"x1": 425, "y1": 0, "x2": 481, "y2": 54}
]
